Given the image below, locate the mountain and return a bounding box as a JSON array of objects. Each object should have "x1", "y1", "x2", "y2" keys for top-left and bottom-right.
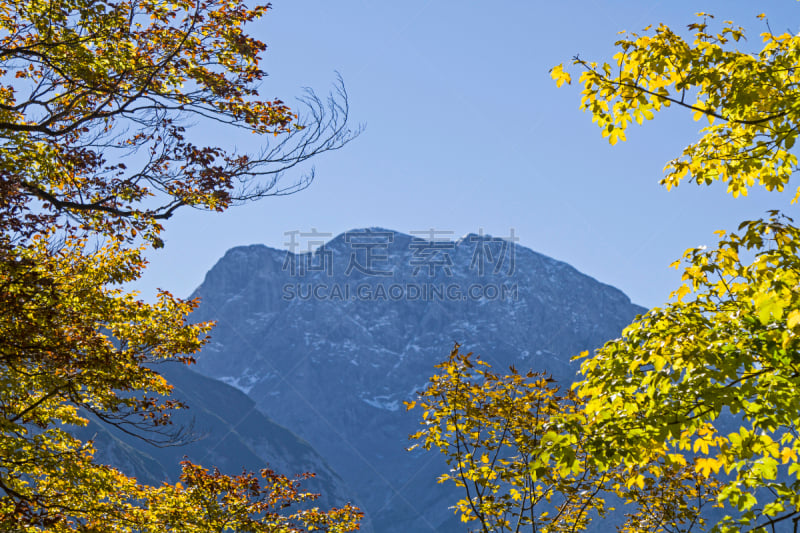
[
  {"x1": 76, "y1": 362, "x2": 362, "y2": 520},
  {"x1": 188, "y1": 228, "x2": 646, "y2": 532}
]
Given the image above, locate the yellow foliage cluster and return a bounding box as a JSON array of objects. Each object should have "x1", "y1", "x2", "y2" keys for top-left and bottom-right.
[
  {"x1": 0, "y1": 0, "x2": 360, "y2": 530},
  {"x1": 416, "y1": 11, "x2": 800, "y2": 532}
]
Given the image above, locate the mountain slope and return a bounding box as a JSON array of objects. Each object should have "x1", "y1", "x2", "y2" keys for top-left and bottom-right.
[{"x1": 76, "y1": 362, "x2": 362, "y2": 521}]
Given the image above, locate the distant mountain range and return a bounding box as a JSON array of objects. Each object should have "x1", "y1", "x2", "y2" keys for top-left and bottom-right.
[{"x1": 184, "y1": 228, "x2": 646, "y2": 532}]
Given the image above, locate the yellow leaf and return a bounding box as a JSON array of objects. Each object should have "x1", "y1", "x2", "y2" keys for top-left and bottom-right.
[
  {"x1": 695, "y1": 457, "x2": 721, "y2": 476},
  {"x1": 550, "y1": 64, "x2": 572, "y2": 87},
  {"x1": 780, "y1": 447, "x2": 797, "y2": 464},
  {"x1": 673, "y1": 284, "x2": 690, "y2": 302},
  {"x1": 788, "y1": 310, "x2": 800, "y2": 329}
]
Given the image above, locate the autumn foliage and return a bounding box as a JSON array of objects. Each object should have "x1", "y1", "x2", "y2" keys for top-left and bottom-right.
[
  {"x1": 560, "y1": 13, "x2": 800, "y2": 532},
  {"x1": 413, "y1": 11, "x2": 800, "y2": 533},
  {"x1": 0, "y1": 0, "x2": 354, "y2": 245},
  {"x1": 408, "y1": 346, "x2": 720, "y2": 532},
  {"x1": 0, "y1": 0, "x2": 360, "y2": 531}
]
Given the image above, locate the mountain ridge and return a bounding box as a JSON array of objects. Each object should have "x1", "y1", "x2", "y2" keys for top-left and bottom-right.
[{"x1": 200, "y1": 228, "x2": 642, "y2": 310}]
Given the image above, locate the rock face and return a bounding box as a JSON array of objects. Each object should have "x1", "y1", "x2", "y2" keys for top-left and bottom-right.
[
  {"x1": 78, "y1": 362, "x2": 360, "y2": 521},
  {"x1": 189, "y1": 228, "x2": 646, "y2": 532}
]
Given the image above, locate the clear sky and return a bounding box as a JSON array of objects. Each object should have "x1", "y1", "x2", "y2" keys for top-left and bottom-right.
[{"x1": 132, "y1": 0, "x2": 800, "y2": 309}]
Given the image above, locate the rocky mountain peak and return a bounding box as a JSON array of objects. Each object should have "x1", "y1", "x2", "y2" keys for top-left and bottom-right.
[{"x1": 189, "y1": 228, "x2": 645, "y2": 532}]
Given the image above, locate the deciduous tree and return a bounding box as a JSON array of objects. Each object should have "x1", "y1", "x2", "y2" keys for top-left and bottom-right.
[
  {"x1": 0, "y1": 0, "x2": 361, "y2": 530},
  {"x1": 0, "y1": 234, "x2": 362, "y2": 531},
  {"x1": 548, "y1": 12, "x2": 800, "y2": 532},
  {"x1": 408, "y1": 346, "x2": 720, "y2": 532},
  {"x1": 1, "y1": 0, "x2": 357, "y2": 245}
]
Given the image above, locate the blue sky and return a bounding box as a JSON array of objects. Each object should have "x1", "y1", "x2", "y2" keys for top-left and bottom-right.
[{"x1": 133, "y1": 0, "x2": 800, "y2": 308}]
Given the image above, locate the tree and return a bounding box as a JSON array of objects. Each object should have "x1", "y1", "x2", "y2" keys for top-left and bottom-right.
[
  {"x1": 546, "y1": 12, "x2": 800, "y2": 532},
  {"x1": 143, "y1": 462, "x2": 361, "y2": 532},
  {"x1": 1, "y1": 0, "x2": 357, "y2": 246},
  {"x1": 407, "y1": 345, "x2": 608, "y2": 532},
  {"x1": 0, "y1": 233, "x2": 363, "y2": 531},
  {"x1": 0, "y1": 0, "x2": 361, "y2": 530},
  {"x1": 408, "y1": 345, "x2": 720, "y2": 533}
]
